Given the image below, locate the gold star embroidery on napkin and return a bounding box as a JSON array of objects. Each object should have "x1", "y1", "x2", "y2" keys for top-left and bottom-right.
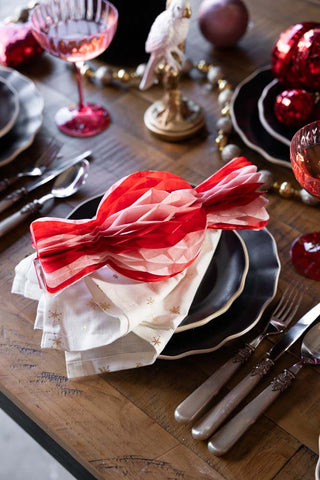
[
  {"x1": 169, "y1": 306, "x2": 180, "y2": 315},
  {"x1": 81, "y1": 325, "x2": 87, "y2": 331},
  {"x1": 146, "y1": 296, "x2": 155, "y2": 305},
  {"x1": 49, "y1": 336, "x2": 63, "y2": 349},
  {"x1": 152, "y1": 336, "x2": 161, "y2": 346},
  {"x1": 87, "y1": 299, "x2": 100, "y2": 311},
  {"x1": 48, "y1": 309, "x2": 62, "y2": 322}
]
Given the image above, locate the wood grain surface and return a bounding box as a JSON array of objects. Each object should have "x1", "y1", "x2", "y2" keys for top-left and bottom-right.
[{"x1": 0, "y1": 0, "x2": 320, "y2": 479}]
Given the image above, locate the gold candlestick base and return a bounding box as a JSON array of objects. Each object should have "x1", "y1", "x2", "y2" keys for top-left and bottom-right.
[
  {"x1": 144, "y1": 92, "x2": 205, "y2": 142},
  {"x1": 144, "y1": 64, "x2": 205, "y2": 142}
]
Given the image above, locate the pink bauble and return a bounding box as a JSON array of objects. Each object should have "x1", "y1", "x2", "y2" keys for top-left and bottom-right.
[{"x1": 198, "y1": 0, "x2": 249, "y2": 47}]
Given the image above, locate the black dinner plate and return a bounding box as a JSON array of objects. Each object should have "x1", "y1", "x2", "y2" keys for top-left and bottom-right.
[
  {"x1": 231, "y1": 66, "x2": 290, "y2": 168},
  {"x1": 160, "y1": 228, "x2": 280, "y2": 358},
  {"x1": 258, "y1": 78, "x2": 298, "y2": 147},
  {"x1": 0, "y1": 76, "x2": 19, "y2": 138}
]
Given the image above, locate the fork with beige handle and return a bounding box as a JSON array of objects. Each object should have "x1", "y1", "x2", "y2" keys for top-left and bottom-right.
[{"x1": 174, "y1": 284, "x2": 303, "y2": 425}]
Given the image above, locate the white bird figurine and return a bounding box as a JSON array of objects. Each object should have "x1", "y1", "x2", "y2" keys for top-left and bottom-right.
[{"x1": 139, "y1": 0, "x2": 191, "y2": 91}]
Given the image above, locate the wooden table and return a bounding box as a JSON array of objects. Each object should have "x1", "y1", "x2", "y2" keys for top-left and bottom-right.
[{"x1": 1, "y1": 0, "x2": 320, "y2": 479}]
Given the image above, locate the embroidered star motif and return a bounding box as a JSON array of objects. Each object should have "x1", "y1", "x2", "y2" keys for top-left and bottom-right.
[
  {"x1": 88, "y1": 299, "x2": 99, "y2": 311},
  {"x1": 81, "y1": 325, "x2": 87, "y2": 331},
  {"x1": 170, "y1": 306, "x2": 180, "y2": 315},
  {"x1": 50, "y1": 336, "x2": 63, "y2": 348},
  {"x1": 146, "y1": 296, "x2": 155, "y2": 305},
  {"x1": 152, "y1": 336, "x2": 161, "y2": 346},
  {"x1": 48, "y1": 309, "x2": 62, "y2": 322}
]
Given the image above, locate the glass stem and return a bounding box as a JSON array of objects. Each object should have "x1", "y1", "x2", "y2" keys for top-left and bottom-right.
[{"x1": 74, "y1": 61, "x2": 85, "y2": 110}]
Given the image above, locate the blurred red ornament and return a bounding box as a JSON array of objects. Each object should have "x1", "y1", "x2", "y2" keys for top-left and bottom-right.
[
  {"x1": 271, "y1": 22, "x2": 318, "y2": 86},
  {"x1": 274, "y1": 89, "x2": 315, "y2": 127},
  {"x1": 198, "y1": 0, "x2": 249, "y2": 47},
  {"x1": 271, "y1": 22, "x2": 320, "y2": 89},
  {"x1": 0, "y1": 22, "x2": 43, "y2": 67},
  {"x1": 294, "y1": 28, "x2": 320, "y2": 91}
]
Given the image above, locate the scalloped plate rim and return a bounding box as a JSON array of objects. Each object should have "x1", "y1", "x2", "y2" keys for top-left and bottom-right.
[
  {"x1": 159, "y1": 228, "x2": 280, "y2": 359},
  {"x1": 230, "y1": 65, "x2": 291, "y2": 168},
  {"x1": 0, "y1": 65, "x2": 44, "y2": 167}
]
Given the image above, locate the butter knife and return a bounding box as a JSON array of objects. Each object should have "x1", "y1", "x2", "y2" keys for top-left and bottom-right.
[
  {"x1": 192, "y1": 302, "x2": 320, "y2": 440},
  {"x1": 0, "y1": 150, "x2": 91, "y2": 214}
]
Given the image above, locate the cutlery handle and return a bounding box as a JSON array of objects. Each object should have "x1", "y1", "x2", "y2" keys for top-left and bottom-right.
[
  {"x1": 174, "y1": 344, "x2": 255, "y2": 424},
  {"x1": 192, "y1": 356, "x2": 274, "y2": 440},
  {"x1": 0, "y1": 188, "x2": 27, "y2": 214},
  {"x1": 0, "y1": 200, "x2": 41, "y2": 237},
  {"x1": 0, "y1": 176, "x2": 18, "y2": 193},
  {"x1": 207, "y1": 368, "x2": 296, "y2": 456}
]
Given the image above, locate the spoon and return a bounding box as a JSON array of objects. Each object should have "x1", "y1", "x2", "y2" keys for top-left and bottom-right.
[
  {"x1": 207, "y1": 320, "x2": 320, "y2": 456},
  {"x1": 0, "y1": 159, "x2": 89, "y2": 238}
]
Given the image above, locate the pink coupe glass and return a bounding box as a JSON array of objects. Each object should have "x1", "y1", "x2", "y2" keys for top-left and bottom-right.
[
  {"x1": 31, "y1": 0, "x2": 118, "y2": 137},
  {"x1": 290, "y1": 119, "x2": 320, "y2": 280}
]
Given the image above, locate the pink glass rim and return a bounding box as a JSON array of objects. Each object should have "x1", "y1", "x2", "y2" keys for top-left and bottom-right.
[
  {"x1": 30, "y1": 0, "x2": 119, "y2": 36},
  {"x1": 290, "y1": 119, "x2": 320, "y2": 196},
  {"x1": 290, "y1": 119, "x2": 320, "y2": 157}
]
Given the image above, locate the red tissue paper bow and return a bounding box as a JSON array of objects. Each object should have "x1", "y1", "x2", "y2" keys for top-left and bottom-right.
[{"x1": 30, "y1": 157, "x2": 268, "y2": 294}]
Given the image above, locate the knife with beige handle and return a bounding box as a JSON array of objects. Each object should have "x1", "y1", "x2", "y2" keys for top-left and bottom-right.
[
  {"x1": 208, "y1": 318, "x2": 320, "y2": 456},
  {"x1": 191, "y1": 302, "x2": 320, "y2": 440}
]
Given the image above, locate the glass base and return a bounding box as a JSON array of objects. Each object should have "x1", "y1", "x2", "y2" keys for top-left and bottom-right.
[
  {"x1": 290, "y1": 231, "x2": 320, "y2": 280},
  {"x1": 55, "y1": 103, "x2": 110, "y2": 137}
]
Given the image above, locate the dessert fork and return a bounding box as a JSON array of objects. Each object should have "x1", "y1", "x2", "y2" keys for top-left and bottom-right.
[
  {"x1": 0, "y1": 140, "x2": 62, "y2": 194},
  {"x1": 175, "y1": 283, "x2": 303, "y2": 424}
]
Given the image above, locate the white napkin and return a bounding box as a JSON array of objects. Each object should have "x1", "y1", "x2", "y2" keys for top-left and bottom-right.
[{"x1": 12, "y1": 229, "x2": 221, "y2": 378}]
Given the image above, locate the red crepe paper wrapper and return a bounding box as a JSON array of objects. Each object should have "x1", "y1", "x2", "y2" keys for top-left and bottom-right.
[
  {"x1": 0, "y1": 22, "x2": 43, "y2": 67},
  {"x1": 30, "y1": 157, "x2": 269, "y2": 294}
]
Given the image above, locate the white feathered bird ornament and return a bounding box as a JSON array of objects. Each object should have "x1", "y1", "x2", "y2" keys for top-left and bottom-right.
[{"x1": 139, "y1": 0, "x2": 191, "y2": 91}]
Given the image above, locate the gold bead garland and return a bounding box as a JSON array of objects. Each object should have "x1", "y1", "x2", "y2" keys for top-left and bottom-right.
[{"x1": 80, "y1": 59, "x2": 319, "y2": 206}]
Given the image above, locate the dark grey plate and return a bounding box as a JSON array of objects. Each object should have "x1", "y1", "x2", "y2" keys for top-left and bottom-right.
[
  {"x1": 160, "y1": 228, "x2": 280, "y2": 359},
  {"x1": 231, "y1": 66, "x2": 290, "y2": 168},
  {"x1": 0, "y1": 76, "x2": 19, "y2": 138},
  {"x1": 68, "y1": 194, "x2": 249, "y2": 333},
  {"x1": 0, "y1": 66, "x2": 43, "y2": 166},
  {"x1": 258, "y1": 78, "x2": 298, "y2": 147}
]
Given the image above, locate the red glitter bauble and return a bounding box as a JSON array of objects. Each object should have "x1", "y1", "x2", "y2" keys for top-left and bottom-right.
[
  {"x1": 274, "y1": 89, "x2": 315, "y2": 127},
  {"x1": 271, "y1": 22, "x2": 319, "y2": 87},
  {"x1": 294, "y1": 28, "x2": 320, "y2": 91}
]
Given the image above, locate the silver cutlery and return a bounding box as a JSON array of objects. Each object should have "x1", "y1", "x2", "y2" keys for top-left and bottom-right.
[
  {"x1": 192, "y1": 300, "x2": 320, "y2": 440},
  {"x1": 208, "y1": 319, "x2": 320, "y2": 456},
  {"x1": 0, "y1": 159, "x2": 89, "y2": 238},
  {"x1": 174, "y1": 284, "x2": 301, "y2": 425},
  {"x1": 0, "y1": 140, "x2": 62, "y2": 193},
  {"x1": 0, "y1": 150, "x2": 91, "y2": 214}
]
